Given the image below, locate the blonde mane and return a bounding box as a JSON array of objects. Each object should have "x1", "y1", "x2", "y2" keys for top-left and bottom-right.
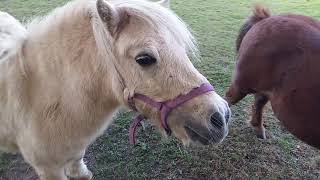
[{"x1": 26, "y1": 0, "x2": 199, "y2": 64}]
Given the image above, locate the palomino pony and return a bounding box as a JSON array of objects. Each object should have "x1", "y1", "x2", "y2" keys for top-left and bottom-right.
[
  {"x1": 0, "y1": 0, "x2": 231, "y2": 179},
  {"x1": 226, "y1": 5, "x2": 320, "y2": 149}
]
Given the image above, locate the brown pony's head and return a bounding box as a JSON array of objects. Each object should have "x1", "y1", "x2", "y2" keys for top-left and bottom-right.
[{"x1": 95, "y1": 0, "x2": 230, "y2": 146}]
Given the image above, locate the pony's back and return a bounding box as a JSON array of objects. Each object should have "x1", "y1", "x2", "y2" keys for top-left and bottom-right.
[{"x1": 0, "y1": 12, "x2": 27, "y2": 61}]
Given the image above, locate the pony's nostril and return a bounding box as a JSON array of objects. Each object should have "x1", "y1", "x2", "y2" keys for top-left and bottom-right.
[
  {"x1": 210, "y1": 112, "x2": 224, "y2": 129},
  {"x1": 225, "y1": 109, "x2": 231, "y2": 123}
]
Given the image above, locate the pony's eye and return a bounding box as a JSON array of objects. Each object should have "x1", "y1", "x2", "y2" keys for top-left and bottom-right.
[{"x1": 135, "y1": 54, "x2": 157, "y2": 67}]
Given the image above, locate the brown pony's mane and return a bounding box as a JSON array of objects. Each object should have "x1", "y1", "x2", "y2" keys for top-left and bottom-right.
[{"x1": 236, "y1": 5, "x2": 271, "y2": 52}]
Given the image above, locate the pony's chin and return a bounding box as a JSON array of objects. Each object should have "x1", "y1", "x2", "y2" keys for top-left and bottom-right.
[{"x1": 184, "y1": 127, "x2": 228, "y2": 146}]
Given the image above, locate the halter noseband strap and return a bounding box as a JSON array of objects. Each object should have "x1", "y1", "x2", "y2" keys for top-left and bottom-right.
[{"x1": 128, "y1": 83, "x2": 214, "y2": 145}]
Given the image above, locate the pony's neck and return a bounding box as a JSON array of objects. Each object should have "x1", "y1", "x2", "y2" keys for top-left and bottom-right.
[
  {"x1": 23, "y1": 1, "x2": 123, "y2": 127},
  {"x1": 26, "y1": 1, "x2": 101, "y2": 71}
]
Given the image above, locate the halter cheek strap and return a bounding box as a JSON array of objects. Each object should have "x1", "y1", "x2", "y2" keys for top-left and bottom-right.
[{"x1": 128, "y1": 83, "x2": 214, "y2": 145}]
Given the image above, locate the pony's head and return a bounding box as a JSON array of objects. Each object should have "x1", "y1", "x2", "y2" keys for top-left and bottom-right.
[{"x1": 94, "y1": 0, "x2": 230, "y2": 146}]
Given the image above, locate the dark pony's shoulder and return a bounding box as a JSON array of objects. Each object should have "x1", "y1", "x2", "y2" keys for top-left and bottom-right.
[{"x1": 236, "y1": 5, "x2": 271, "y2": 52}]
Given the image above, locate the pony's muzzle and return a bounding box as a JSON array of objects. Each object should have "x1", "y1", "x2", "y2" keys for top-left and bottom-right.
[
  {"x1": 210, "y1": 112, "x2": 225, "y2": 129},
  {"x1": 210, "y1": 110, "x2": 230, "y2": 129},
  {"x1": 209, "y1": 110, "x2": 229, "y2": 140},
  {"x1": 184, "y1": 110, "x2": 229, "y2": 145},
  {"x1": 184, "y1": 125, "x2": 211, "y2": 145}
]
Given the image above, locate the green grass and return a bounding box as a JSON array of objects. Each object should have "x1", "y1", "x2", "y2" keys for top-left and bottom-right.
[
  {"x1": 1, "y1": 0, "x2": 320, "y2": 179},
  {"x1": 0, "y1": 154, "x2": 9, "y2": 175}
]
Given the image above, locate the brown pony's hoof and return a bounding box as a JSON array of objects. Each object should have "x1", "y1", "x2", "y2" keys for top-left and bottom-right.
[
  {"x1": 253, "y1": 126, "x2": 266, "y2": 139},
  {"x1": 256, "y1": 131, "x2": 266, "y2": 139}
]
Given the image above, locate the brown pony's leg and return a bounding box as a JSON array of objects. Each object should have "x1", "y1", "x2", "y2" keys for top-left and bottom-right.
[{"x1": 251, "y1": 93, "x2": 268, "y2": 139}]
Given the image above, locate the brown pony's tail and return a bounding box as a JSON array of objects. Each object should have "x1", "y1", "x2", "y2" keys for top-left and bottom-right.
[{"x1": 236, "y1": 5, "x2": 271, "y2": 52}]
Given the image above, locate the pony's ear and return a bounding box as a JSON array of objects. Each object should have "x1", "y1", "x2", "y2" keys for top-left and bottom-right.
[
  {"x1": 96, "y1": 0, "x2": 129, "y2": 36},
  {"x1": 157, "y1": 0, "x2": 170, "y2": 8}
]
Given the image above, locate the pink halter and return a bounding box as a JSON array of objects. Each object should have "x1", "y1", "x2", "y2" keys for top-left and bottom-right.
[{"x1": 128, "y1": 83, "x2": 214, "y2": 144}]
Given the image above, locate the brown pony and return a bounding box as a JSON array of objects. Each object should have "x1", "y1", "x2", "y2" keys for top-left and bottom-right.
[{"x1": 226, "y1": 5, "x2": 320, "y2": 149}]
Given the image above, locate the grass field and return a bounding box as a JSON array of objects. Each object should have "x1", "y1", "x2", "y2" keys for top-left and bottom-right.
[{"x1": 0, "y1": 0, "x2": 320, "y2": 179}]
